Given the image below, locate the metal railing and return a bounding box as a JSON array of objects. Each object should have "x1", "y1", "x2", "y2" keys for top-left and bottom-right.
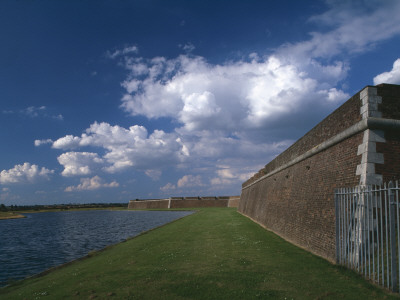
[{"x1": 335, "y1": 181, "x2": 400, "y2": 292}]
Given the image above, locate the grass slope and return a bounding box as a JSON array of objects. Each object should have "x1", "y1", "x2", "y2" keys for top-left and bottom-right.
[{"x1": 1, "y1": 208, "x2": 398, "y2": 299}]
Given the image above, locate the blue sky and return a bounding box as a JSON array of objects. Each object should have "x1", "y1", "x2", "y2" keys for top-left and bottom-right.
[{"x1": 1, "y1": 0, "x2": 400, "y2": 205}]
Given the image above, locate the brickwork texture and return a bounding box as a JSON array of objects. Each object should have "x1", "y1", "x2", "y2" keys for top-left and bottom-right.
[{"x1": 239, "y1": 84, "x2": 400, "y2": 262}]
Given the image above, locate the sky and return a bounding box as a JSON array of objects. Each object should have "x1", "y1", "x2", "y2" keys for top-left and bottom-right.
[{"x1": 1, "y1": 0, "x2": 400, "y2": 205}]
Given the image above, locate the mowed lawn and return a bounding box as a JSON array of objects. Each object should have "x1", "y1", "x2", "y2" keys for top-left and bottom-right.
[{"x1": 1, "y1": 208, "x2": 398, "y2": 299}]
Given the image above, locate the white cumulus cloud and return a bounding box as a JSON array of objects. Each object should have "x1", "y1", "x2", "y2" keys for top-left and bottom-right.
[
  {"x1": 34, "y1": 139, "x2": 53, "y2": 146},
  {"x1": 0, "y1": 163, "x2": 54, "y2": 184},
  {"x1": 119, "y1": 52, "x2": 350, "y2": 139},
  {"x1": 40, "y1": 1, "x2": 400, "y2": 196},
  {"x1": 177, "y1": 175, "x2": 204, "y2": 188},
  {"x1": 65, "y1": 176, "x2": 119, "y2": 192},
  {"x1": 57, "y1": 152, "x2": 104, "y2": 177},
  {"x1": 374, "y1": 58, "x2": 400, "y2": 85},
  {"x1": 51, "y1": 122, "x2": 189, "y2": 174}
]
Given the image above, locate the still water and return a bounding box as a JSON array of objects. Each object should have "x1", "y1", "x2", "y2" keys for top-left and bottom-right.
[{"x1": 0, "y1": 210, "x2": 192, "y2": 287}]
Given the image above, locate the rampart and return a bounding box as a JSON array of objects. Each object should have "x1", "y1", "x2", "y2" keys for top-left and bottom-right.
[
  {"x1": 239, "y1": 84, "x2": 400, "y2": 262},
  {"x1": 128, "y1": 196, "x2": 240, "y2": 210}
]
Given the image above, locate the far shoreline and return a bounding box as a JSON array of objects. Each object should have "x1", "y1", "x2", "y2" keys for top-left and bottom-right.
[{"x1": 0, "y1": 213, "x2": 26, "y2": 220}]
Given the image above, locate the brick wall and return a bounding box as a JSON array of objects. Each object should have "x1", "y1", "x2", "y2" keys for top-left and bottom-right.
[
  {"x1": 170, "y1": 199, "x2": 228, "y2": 208},
  {"x1": 128, "y1": 199, "x2": 169, "y2": 209},
  {"x1": 128, "y1": 196, "x2": 239, "y2": 209},
  {"x1": 239, "y1": 84, "x2": 400, "y2": 262}
]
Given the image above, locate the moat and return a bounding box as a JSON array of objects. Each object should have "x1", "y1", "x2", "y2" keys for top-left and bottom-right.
[{"x1": 0, "y1": 210, "x2": 192, "y2": 287}]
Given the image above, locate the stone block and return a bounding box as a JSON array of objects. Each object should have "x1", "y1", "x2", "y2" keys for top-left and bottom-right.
[
  {"x1": 362, "y1": 130, "x2": 385, "y2": 143},
  {"x1": 361, "y1": 152, "x2": 384, "y2": 164},
  {"x1": 357, "y1": 142, "x2": 376, "y2": 155}
]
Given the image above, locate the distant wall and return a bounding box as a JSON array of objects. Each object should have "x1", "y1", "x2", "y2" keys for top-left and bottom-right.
[
  {"x1": 128, "y1": 196, "x2": 240, "y2": 210},
  {"x1": 128, "y1": 199, "x2": 169, "y2": 210},
  {"x1": 227, "y1": 196, "x2": 240, "y2": 207},
  {"x1": 239, "y1": 84, "x2": 400, "y2": 262}
]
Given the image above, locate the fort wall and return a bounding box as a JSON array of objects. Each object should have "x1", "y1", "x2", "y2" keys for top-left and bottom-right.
[
  {"x1": 128, "y1": 196, "x2": 240, "y2": 210},
  {"x1": 239, "y1": 84, "x2": 400, "y2": 262}
]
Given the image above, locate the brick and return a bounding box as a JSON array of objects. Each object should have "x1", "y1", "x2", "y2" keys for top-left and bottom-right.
[{"x1": 239, "y1": 84, "x2": 400, "y2": 262}]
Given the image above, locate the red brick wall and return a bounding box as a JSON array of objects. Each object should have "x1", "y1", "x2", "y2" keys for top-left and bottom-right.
[
  {"x1": 239, "y1": 133, "x2": 363, "y2": 262},
  {"x1": 170, "y1": 199, "x2": 228, "y2": 208},
  {"x1": 377, "y1": 84, "x2": 400, "y2": 119},
  {"x1": 128, "y1": 197, "x2": 238, "y2": 209},
  {"x1": 239, "y1": 84, "x2": 400, "y2": 262},
  {"x1": 376, "y1": 130, "x2": 400, "y2": 182},
  {"x1": 128, "y1": 200, "x2": 169, "y2": 209}
]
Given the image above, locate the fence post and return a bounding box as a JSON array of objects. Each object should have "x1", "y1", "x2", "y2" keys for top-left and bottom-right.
[
  {"x1": 389, "y1": 181, "x2": 398, "y2": 292},
  {"x1": 335, "y1": 190, "x2": 340, "y2": 264}
]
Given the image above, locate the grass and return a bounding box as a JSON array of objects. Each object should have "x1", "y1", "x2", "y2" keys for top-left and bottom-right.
[
  {"x1": 0, "y1": 211, "x2": 25, "y2": 220},
  {"x1": 0, "y1": 207, "x2": 399, "y2": 299}
]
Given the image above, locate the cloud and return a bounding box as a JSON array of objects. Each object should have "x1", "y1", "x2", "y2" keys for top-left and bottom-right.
[
  {"x1": 179, "y1": 43, "x2": 195, "y2": 53},
  {"x1": 119, "y1": 53, "x2": 349, "y2": 138},
  {"x1": 374, "y1": 58, "x2": 400, "y2": 85},
  {"x1": 281, "y1": 0, "x2": 400, "y2": 60},
  {"x1": 65, "y1": 176, "x2": 119, "y2": 192},
  {"x1": 107, "y1": 45, "x2": 139, "y2": 59},
  {"x1": 160, "y1": 182, "x2": 176, "y2": 192},
  {"x1": 177, "y1": 175, "x2": 204, "y2": 188},
  {"x1": 0, "y1": 163, "x2": 53, "y2": 184},
  {"x1": 210, "y1": 166, "x2": 255, "y2": 186},
  {"x1": 57, "y1": 152, "x2": 104, "y2": 177},
  {"x1": 51, "y1": 122, "x2": 189, "y2": 173},
  {"x1": 3, "y1": 106, "x2": 64, "y2": 120},
  {"x1": 22, "y1": 106, "x2": 47, "y2": 117},
  {"x1": 108, "y1": 1, "x2": 400, "y2": 192},
  {"x1": 145, "y1": 169, "x2": 162, "y2": 181},
  {"x1": 40, "y1": 1, "x2": 400, "y2": 197},
  {"x1": 160, "y1": 175, "x2": 204, "y2": 193},
  {"x1": 34, "y1": 139, "x2": 53, "y2": 146}
]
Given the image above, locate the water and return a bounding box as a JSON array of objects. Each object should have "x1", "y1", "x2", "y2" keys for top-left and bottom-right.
[{"x1": 0, "y1": 210, "x2": 192, "y2": 287}]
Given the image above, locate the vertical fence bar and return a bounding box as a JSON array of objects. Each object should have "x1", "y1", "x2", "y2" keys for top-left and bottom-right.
[
  {"x1": 389, "y1": 181, "x2": 398, "y2": 292},
  {"x1": 352, "y1": 187, "x2": 360, "y2": 271},
  {"x1": 397, "y1": 181, "x2": 400, "y2": 290},
  {"x1": 385, "y1": 183, "x2": 390, "y2": 288},
  {"x1": 362, "y1": 187, "x2": 368, "y2": 276},
  {"x1": 350, "y1": 187, "x2": 354, "y2": 268},
  {"x1": 370, "y1": 186, "x2": 375, "y2": 282},
  {"x1": 345, "y1": 187, "x2": 349, "y2": 267},
  {"x1": 335, "y1": 190, "x2": 340, "y2": 264},
  {"x1": 362, "y1": 186, "x2": 366, "y2": 275},
  {"x1": 351, "y1": 188, "x2": 357, "y2": 268},
  {"x1": 345, "y1": 187, "x2": 349, "y2": 266},
  {"x1": 346, "y1": 188, "x2": 351, "y2": 267},
  {"x1": 361, "y1": 186, "x2": 364, "y2": 274},
  {"x1": 372, "y1": 186, "x2": 380, "y2": 284},
  {"x1": 342, "y1": 188, "x2": 345, "y2": 265},
  {"x1": 343, "y1": 189, "x2": 349, "y2": 264},
  {"x1": 381, "y1": 185, "x2": 385, "y2": 287},
  {"x1": 367, "y1": 186, "x2": 371, "y2": 279}
]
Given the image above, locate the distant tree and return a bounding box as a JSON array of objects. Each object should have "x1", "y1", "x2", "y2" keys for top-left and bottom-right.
[{"x1": 0, "y1": 203, "x2": 8, "y2": 212}]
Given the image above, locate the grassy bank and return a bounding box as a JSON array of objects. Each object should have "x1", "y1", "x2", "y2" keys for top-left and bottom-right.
[
  {"x1": 0, "y1": 208, "x2": 398, "y2": 299},
  {"x1": 0, "y1": 211, "x2": 25, "y2": 220}
]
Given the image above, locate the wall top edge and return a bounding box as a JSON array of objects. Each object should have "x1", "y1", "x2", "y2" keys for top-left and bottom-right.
[
  {"x1": 242, "y1": 117, "x2": 400, "y2": 191},
  {"x1": 129, "y1": 196, "x2": 240, "y2": 202}
]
